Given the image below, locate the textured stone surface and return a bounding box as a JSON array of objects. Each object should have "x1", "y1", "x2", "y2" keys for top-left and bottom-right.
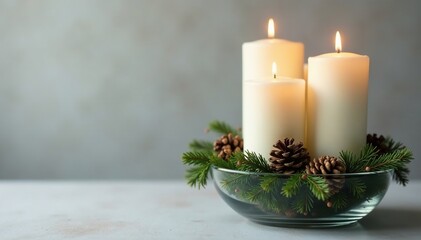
[
  {"x1": 0, "y1": 181, "x2": 420, "y2": 239},
  {"x1": 0, "y1": 0, "x2": 419, "y2": 179}
]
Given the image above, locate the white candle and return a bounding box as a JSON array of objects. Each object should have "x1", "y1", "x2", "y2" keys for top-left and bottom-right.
[
  {"x1": 307, "y1": 31, "x2": 370, "y2": 157},
  {"x1": 242, "y1": 19, "x2": 304, "y2": 80},
  {"x1": 243, "y1": 62, "x2": 306, "y2": 159},
  {"x1": 303, "y1": 64, "x2": 308, "y2": 81}
]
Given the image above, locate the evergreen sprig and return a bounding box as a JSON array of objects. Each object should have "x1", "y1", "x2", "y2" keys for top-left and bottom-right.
[
  {"x1": 385, "y1": 136, "x2": 405, "y2": 153},
  {"x1": 281, "y1": 174, "x2": 304, "y2": 197},
  {"x1": 329, "y1": 192, "x2": 349, "y2": 210},
  {"x1": 236, "y1": 151, "x2": 271, "y2": 173},
  {"x1": 181, "y1": 121, "x2": 414, "y2": 217},
  {"x1": 209, "y1": 155, "x2": 236, "y2": 170},
  {"x1": 189, "y1": 140, "x2": 213, "y2": 152},
  {"x1": 185, "y1": 164, "x2": 211, "y2": 189},
  {"x1": 293, "y1": 187, "x2": 314, "y2": 215},
  {"x1": 208, "y1": 120, "x2": 241, "y2": 136},
  {"x1": 339, "y1": 144, "x2": 378, "y2": 173},
  {"x1": 305, "y1": 175, "x2": 330, "y2": 201},
  {"x1": 182, "y1": 120, "x2": 241, "y2": 188},
  {"x1": 260, "y1": 175, "x2": 279, "y2": 192},
  {"x1": 346, "y1": 178, "x2": 367, "y2": 199},
  {"x1": 340, "y1": 144, "x2": 413, "y2": 185},
  {"x1": 182, "y1": 151, "x2": 211, "y2": 166},
  {"x1": 182, "y1": 151, "x2": 212, "y2": 188}
]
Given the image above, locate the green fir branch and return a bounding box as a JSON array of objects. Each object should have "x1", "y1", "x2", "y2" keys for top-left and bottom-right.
[
  {"x1": 340, "y1": 142, "x2": 413, "y2": 185},
  {"x1": 260, "y1": 191, "x2": 285, "y2": 214},
  {"x1": 220, "y1": 173, "x2": 252, "y2": 190},
  {"x1": 369, "y1": 148, "x2": 413, "y2": 186},
  {"x1": 260, "y1": 175, "x2": 279, "y2": 192},
  {"x1": 329, "y1": 192, "x2": 349, "y2": 210},
  {"x1": 181, "y1": 120, "x2": 414, "y2": 218},
  {"x1": 208, "y1": 120, "x2": 240, "y2": 136},
  {"x1": 189, "y1": 140, "x2": 213, "y2": 152},
  {"x1": 281, "y1": 174, "x2": 304, "y2": 198},
  {"x1": 367, "y1": 148, "x2": 412, "y2": 171},
  {"x1": 293, "y1": 188, "x2": 314, "y2": 215},
  {"x1": 245, "y1": 184, "x2": 284, "y2": 214},
  {"x1": 236, "y1": 151, "x2": 271, "y2": 173},
  {"x1": 346, "y1": 178, "x2": 367, "y2": 199},
  {"x1": 340, "y1": 144, "x2": 378, "y2": 173},
  {"x1": 219, "y1": 173, "x2": 257, "y2": 201},
  {"x1": 182, "y1": 151, "x2": 213, "y2": 189},
  {"x1": 393, "y1": 165, "x2": 410, "y2": 186},
  {"x1": 384, "y1": 136, "x2": 405, "y2": 153},
  {"x1": 244, "y1": 185, "x2": 266, "y2": 203},
  {"x1": 182, "y1": 151, "x2": 212, "y2": 166},
  {"x1": 305, "y1": 175, "x2": 330, "y2": 201},
  {"x1": 185, "y1": 164, "x2": 211, "y2": 189},
  {"x1": 209, "y1": 155, "x2": 236, "y2": 170}
]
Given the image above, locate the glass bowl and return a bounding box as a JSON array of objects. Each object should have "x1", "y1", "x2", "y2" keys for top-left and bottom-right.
[{"x1": 211, "y1": 167, "x2": 392, "y2": 228}]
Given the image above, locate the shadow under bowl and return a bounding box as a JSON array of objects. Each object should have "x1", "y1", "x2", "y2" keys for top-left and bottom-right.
[{"x1": 211, "y1": 167, "x2": 392, "y2": 228}]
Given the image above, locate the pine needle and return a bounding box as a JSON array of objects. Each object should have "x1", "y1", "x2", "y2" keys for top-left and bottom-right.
[
  {"x1": 182, "y1": 151, "x2": 212, "y2": 166},
  {"x1": 340, "y1": 143, "x2": 413, "y2": 186},
  {"x1": 340, "y1": 144, "x2": 378, "y2": 173},
  {"x1": 220, "y1": 174, "x2": 252, "y2": 189},
  {"x1": 305, "y1": 175, "x2": 330, "y2": 201},
  {"x1": 209, "y1": 155, "x2": 236, "y2": 170},
  {"x1": 330, "y1": 192, "x2": 349, "y2": 210},
  {"x1": 369, "y1": 148, "x2": 413, "y2": 186},
  {"x1": 237, "y1": 150, "x2": 271, "y2": 172},
  {"x1": 260, "y1": 176, "x2": 279, "y2": 192},
  {"x1": 189, "y1": 140, "x2": 213, "y2": 152},
  {"x1": 245, "y1": 184, "x2": 284, "y2": 213},
  {"x1": 182, "y1": 151, "x2": 213, "y2": 189},
  {"x1": 281, "y1": 174, "x2": 303, "y2": 198},
  {"x1": 245, "y1": 185, "x2": 266, "y2": 203},
  {"x1": 346, "y1": 178, "x2": 366, "y2": 198},
  {"x1": 293, "y1": 188, "x2": 314, "y2": 215},
  {"x1": 384, "y1": 136, "x2": 405, "y2": 152},
  {"x1": 185, "y1": 164, "x2": 211, "y2": 189},
  {"x1": 208, "y1": 120, "x2": 240, "y2": 136}
]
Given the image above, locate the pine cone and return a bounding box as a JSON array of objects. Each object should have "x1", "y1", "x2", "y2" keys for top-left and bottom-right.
[
  {"x1": 213, "y1": 133, "x2": 243, "y2": 160},
  {"x1": 269, "y1": 138, "x2": 310, "y2": 174},
  {"x1": 306, "y1": 156, "x2": 346, "y2": 195},
  {"x1": 367, "y1": 133, "x2": 389, "y2": 155}
]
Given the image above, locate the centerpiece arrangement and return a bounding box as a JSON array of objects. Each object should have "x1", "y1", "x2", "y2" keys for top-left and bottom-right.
[{"x1": 181, "y1": 19, "x2": 413, "y2": 228}]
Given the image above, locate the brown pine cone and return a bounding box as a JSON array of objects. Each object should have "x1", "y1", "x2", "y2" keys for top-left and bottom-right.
[
  {"x1": 213, "y1": 133, "x2": 243, "y2": 160},
  {"x1": 366, "y1": 133, "x2": 389, "y2": 155},
  {"x1": 306, "y1": 156, "x2": 346, "y2": 195},
  {"x1": 269, "y1": 138, "x2": 310, "y2": 174}
]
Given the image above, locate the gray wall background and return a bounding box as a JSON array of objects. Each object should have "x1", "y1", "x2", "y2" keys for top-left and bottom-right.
[{"x1": 0, "y1": 0, "x2": 420, "y2": 179}]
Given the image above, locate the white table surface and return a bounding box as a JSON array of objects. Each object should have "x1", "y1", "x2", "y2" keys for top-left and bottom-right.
[{"x1": 0, "y1": 180, "x2": 420, "y2": 240}]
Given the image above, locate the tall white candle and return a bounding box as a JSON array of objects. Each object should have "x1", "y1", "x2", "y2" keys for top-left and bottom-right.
[
  {"x1": 243, "y1": 63, "x2": 306, "y2": 159},
  {"x1": 242, "y1": 19, "x2": 304, "y2": 80},
  {"x1": 307, "y1": 32, "x2": 370, "y2": 157}
]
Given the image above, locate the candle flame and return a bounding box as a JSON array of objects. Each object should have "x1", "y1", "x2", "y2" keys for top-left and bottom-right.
[
  {"x1": 335, "y1": 31, "x2": 342, "y2": 53},
  {"x1": 272, "y1": 62, "x2": 277, "y2": 79},
  {"x1": 268, "y1": 18, "x2": 275, "y2": 38}
]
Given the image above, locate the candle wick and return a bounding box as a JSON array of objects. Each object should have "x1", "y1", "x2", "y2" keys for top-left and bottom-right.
[
  {"x1": 274, "y1": 74, "x2": 277, "y2": 79},
  {"x1": 336, "y1": 49, "x2": 341, "y2": 53}
]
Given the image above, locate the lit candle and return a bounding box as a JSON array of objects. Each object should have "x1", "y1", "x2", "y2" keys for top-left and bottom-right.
[
  {"x1": 307, "y1": 31, "x2": 370, "y2": 157},
  {"x1": 242, "y1": 19, "x2": 304, "y2": 80},
  {"x1": 243, "y1": 62, "x2": 306, "y2": 159}
]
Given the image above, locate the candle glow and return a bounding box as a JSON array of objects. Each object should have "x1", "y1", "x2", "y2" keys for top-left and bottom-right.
[
  {"x1": 242, "y1": 18, "x2": 304, "y2": 80},
  {"x1": 335, "y1": 31, "x2": 342, "y2": 53},
  {"x1": 308, "y1": 31, "x2": 370, "y2": 158},
  {"x1": 242, "y1": 17, "x2": 307, "y2": 159},
  {"x1": 268, "y1": 18, "x2": 275, "y2": 38}
]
